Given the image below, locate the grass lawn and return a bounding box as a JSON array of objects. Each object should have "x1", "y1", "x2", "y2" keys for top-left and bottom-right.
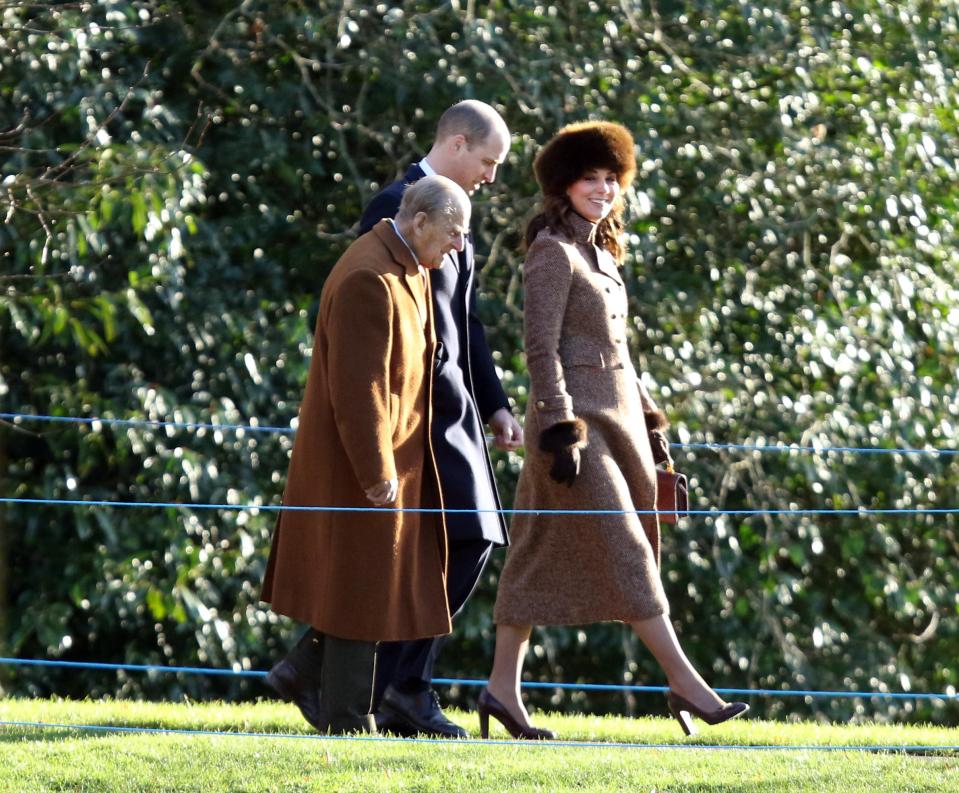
[{"x1": 1, "y1": 698, "x2": 957, "y2": 792}]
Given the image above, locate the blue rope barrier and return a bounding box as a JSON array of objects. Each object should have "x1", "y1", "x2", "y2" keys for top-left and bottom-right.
[
  {"x1": 4, "y1": 411, "x2": 956, "y2": 457},
  {"x1": 0, "y1": 719, "x2": 956, "y2": 753},
  {"x1": 2, "y1": 496, "x2": 958, "y2": 517},
  {"x1": 0, "y1": 412, "x2": 294, "y2": 435},
  {"x1": 0, "y1": 658, "x2": 265, "y2": 678},
  {"x1": 431, "y1": 678, "x2": 958, "y2": 701},
  {"x1": 3, "y1": 659, "x2": 956, "y2": 701},
  {"x1": 679, "y1": 441, "x2": 959, "y2": 457}
]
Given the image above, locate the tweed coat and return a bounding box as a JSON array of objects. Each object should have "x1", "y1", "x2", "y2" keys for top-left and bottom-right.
[
  {"x1": 493, "y1": 213, "x2": 670, "y2": 626},
  {"x1": 359, "y1": 163, "x2": 509, "y2": 545},
  {"x1": 262, "y1": 220, "x2": 451, "y2": 643}
]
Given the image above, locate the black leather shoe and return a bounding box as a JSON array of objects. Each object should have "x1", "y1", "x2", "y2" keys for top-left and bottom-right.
[
  {"x1": 265, "y1": 658, "x2": 328, "y2": 732},
  {"x1": 379, "y1": 685, "x2": 468, "y2": 739},
  {"x1": 374, "y1": 710, "x2": 417, "y2": 737}
]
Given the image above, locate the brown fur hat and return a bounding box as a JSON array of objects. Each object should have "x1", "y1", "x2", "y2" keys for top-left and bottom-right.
[{"x1": 533, "y1": 121, "x2": 636, "y2": 196}]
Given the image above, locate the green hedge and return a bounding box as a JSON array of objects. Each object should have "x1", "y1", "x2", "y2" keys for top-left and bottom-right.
[{"x1": 1, "y1": 0, "x2": 957, "y2": 724}]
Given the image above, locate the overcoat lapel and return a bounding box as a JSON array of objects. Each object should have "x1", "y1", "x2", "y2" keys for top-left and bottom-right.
[
  {"x1": 403, "y1": 271, "x2": 429, "y2": 327},
  {"x1": 371, "y1": 221, "x2": 428, "y2": 326},
  {"x1": 444, "y1": 249, "x2": 462, "y2": 275},
  {"x1": 594, "y1": 247, "x2": 624, "y2": 285}
]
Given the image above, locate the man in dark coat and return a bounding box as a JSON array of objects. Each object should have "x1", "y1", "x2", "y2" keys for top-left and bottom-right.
[{"x1": 356, "y1": 100, "x2": 521, "y2": 738}]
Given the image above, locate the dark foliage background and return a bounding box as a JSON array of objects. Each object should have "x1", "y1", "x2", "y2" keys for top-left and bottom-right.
[{"x1": 2, "y1": 0, "x2": 957, "y2": 725}]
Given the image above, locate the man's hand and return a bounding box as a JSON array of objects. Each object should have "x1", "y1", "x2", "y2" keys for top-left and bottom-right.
[
  {"x1": 365, "y1": 478, "x2": 399, "y2": 505},
  {"x1": 489, "y1": 407, "x2": 524, "y2": 451}
]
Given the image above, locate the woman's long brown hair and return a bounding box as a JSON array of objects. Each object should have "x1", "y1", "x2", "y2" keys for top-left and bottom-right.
[{"x1": 524, "y1": 191, "x2": 626, "y2": 263}]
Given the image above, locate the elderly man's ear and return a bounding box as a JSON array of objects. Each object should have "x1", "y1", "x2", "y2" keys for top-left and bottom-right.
[{"x1": 412, "y1": 211, "x2": 429, "y2": 235}]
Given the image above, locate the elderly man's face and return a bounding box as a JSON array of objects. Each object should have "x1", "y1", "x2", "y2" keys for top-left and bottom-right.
[{"x1": 411, "y1": 205, "x2": 470, "y2": 268}]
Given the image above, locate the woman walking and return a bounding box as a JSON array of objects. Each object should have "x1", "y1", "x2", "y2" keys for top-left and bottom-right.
[{"x1": 480, "y1": 122, "x2": 747, "y2": 739}]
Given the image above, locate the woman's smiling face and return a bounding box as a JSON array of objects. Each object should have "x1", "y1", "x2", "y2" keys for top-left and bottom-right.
[{"x1": 565, "y1": 168, "x2": 620, "y2": 222}]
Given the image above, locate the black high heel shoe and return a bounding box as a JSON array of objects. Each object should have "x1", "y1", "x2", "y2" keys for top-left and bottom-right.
[
  {"x1": 477, "y1": 688, "x2": 555, "y2": 740},
  {"x1": 666, "y1": 691, "x2": 749, "y2": 736}
]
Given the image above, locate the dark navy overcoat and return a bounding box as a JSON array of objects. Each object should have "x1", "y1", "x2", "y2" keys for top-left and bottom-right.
[{"x1": 359, "y1": 163, "x2": 509, "y2": 545}]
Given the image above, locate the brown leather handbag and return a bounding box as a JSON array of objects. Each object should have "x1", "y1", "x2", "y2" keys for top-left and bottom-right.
[{"x1": 656, "y1": 463, "x2": 689, "y2": 524}]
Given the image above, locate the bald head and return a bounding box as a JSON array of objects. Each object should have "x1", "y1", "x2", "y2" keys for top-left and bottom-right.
[
  {"x1": 425, "y1": 101, "x2": 511, "y2": 195},
  {"x1": 435, "y1": 100, "x2": 509, "y2": 147},
  {"x1": 395, "y1": 175, "x2": 471, "y2": 269}
]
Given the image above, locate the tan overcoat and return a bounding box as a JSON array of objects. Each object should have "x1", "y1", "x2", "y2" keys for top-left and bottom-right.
[
  {"x1": 494, "y1": 213, "x2": 670, "y2": 626},
  {"x1": 262, "y1": 220, "x2": 451, "y2": 643}
]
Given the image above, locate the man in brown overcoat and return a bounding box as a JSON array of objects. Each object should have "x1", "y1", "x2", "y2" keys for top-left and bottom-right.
[{"x1": 261, "y1": 175, "x2": 471, "y2": 734}]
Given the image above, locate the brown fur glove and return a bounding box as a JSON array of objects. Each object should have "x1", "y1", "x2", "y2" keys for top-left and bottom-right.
[
  {"x1": 539, "y1": 418, "x2": 588, "y2": 487},
  {"x1": 644, "y1": 410, "x2": 672, "y2": 466}
]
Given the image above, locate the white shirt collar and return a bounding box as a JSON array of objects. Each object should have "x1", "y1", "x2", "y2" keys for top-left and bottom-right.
[
  {"x1": 388, "y1": 218, "x2": 426, "y2": 275},
  {"x1": 418, "y1": 158, "x2": 437, "y2": 177}
]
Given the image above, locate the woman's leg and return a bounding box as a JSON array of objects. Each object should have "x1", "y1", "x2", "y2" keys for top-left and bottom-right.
[
  {"x1": 485, "y1": 623, "x2": 535, "y2": 726},
  {"x1": 630, "y1": 614, "x2": 725, "y2": 712}
]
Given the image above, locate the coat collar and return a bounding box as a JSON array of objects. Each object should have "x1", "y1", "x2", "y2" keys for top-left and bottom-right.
[
  {"x1": 568, "y1": 212, "x2": 623, "y2": 285},
  {"x1": 371, "y1": 219, "x2": 429, "y2": 324},
  {"x1": 404, "y1": 162, "x2": 426, "y2": 182},
  {"x1": 372, "y1": 218, "x2": 420, "y2": 276},
  {"x1": 568, "y1": 211, "x2": 599, "y2": 245}
]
